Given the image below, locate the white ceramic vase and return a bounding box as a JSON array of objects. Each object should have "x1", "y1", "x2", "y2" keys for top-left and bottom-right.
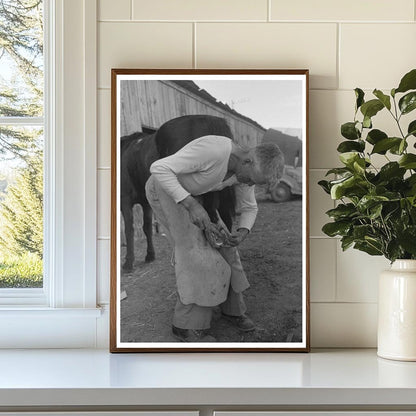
[{"x1": 378, "y1": 259, "x2": 416, "y2": 361}]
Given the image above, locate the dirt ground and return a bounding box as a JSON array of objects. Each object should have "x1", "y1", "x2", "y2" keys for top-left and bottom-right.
[{"x1": 120, "y1": 188, "x2": 303, "y2": 343}]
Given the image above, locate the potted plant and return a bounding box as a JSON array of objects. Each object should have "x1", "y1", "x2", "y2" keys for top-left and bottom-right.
[{"x1": 319, "y1": 68, "x2": 416, "y2": 361}]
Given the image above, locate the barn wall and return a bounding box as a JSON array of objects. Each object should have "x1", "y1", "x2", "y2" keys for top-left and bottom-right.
[
  {"x1": 120, "y1": 80, "x2": 265, "y2": 147},
  {"x1": 96, "y1": 0, "x2": 416, "y2": 348}
]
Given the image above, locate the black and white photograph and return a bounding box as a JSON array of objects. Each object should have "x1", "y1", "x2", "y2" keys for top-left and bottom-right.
[{"x1": 110, "y1": 69, "x2": 309, "y2": 352}]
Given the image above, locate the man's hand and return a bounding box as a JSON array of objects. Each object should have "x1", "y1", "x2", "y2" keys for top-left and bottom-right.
[
  {"x1": 226, "y1": 228, "x2": 249, "y2": 247},
  {"x1": 180, "y1": 195, "x2": 212, "y2": 230}
]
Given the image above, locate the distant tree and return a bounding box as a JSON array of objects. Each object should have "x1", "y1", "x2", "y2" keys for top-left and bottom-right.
[
  {"x1": 0, "y1": 0, "x2": 43, "y2": 162},
  {"x1": 0, "y1": 155, "x2": 43, "y2": 257},
  {"x1": 0, "y1": 0, "x2": 43, "y2": 263}
]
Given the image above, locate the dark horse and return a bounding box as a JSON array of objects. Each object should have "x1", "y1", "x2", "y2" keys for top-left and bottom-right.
[
  {"x1": 121, "y1": 115, "x2": 235, "y2": 271},
  {"x1": 121, "y1": 132, "x2": 158, "y2": 271}
]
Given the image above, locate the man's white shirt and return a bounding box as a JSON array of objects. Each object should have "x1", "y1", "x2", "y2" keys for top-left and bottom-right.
[{"x1": 150, "y1": 135, "x2": 258, "y2": 230}]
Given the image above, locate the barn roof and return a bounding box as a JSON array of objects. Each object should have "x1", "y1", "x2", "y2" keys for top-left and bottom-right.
[{"x1": 171, "y1": 80, "x2": 266, "y2": 132}]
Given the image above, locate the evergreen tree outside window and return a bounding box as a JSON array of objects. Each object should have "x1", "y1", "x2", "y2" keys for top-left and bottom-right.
[{"x1": 0, "y1": 0, "x2": 44, "y2": 288}]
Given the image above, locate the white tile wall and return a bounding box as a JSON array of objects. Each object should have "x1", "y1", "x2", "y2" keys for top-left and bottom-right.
[
  {"x1": 336, "y1": 246, "x2": 389, "y2": 303},
  {"x1": 99, "y1": 0, "x2": 131, "y2": 21},
  {"x1": 98, "y1": 169, "x2": 111, "y2": 239},
  {"x1": 270, "y1": 0, "x2": 415, "y2": 22},
  {"x1": 98, "y1": 89, "x2": 111, "y2": 168},
  {"x1": 311, "y1": 303, "x2": 378, "y2": 347},
  {"x1": 310, "y1": 239, "x2": 336, "y2": 302},
  {"x1": 196, "y1": 23, "x2": 338, "y2": 89},
  {"x1": 309, "y1": 170, "x2": 334, "y2": 237},
  {"x1": 132, "y1": 0, "x2": 268, "y2": 21},
  {"x1": 97, "y1": 239, "x2": 110, "y2": 305},
  {"x1": 96, "y1": 0, "x2": 416, "y2": 347},
  {"x1": 98, "y1": 22, "x2": 193, "y2": 88},
  {"x1": 340, "y1": 24, "x2": 416, "y2": 90}
]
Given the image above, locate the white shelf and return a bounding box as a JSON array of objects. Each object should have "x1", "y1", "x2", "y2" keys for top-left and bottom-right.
[{"x1": 0, "y1": 349, "x2": 415, "y2": 409}]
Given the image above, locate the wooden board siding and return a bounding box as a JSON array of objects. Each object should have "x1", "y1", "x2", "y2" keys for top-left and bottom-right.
[{"x1": 119, "y1": 80, "x2": 265, "y2": 146}]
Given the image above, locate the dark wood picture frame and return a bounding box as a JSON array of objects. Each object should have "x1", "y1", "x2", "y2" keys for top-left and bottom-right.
[{"x1": 110, "y1": 69, "x2": 310, "y2": 352}]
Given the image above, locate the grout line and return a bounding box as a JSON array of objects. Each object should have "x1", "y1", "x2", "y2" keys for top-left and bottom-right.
[
  {"x1": 98, "y1": 19, "x2": 269, "y2": 23},
  {"x1": 267, "y1": 0, "x2": 271, "y2": 22},
  {"x1": 97, "y1": 19, "x2": 416, "y2": 24},
  {"x1": 193, "y1": 22, "x2": 197, "y2": 69},
  {"x1": 96, "y1": 87, "x2": 381, "y2": 93},
  {"x1": 336, "y1": 23, "x2": 340, "y2": 90},
  {"x1": 308, "y1": 168, "x2": 338, "y2": 171},
  {"x1": 415, "y1": 0, "x2": 416, "y2": 21},
  {"x1": 130, "y1": 0, "x2": 133, "y2": 20},
  {"x1": 311, "y1": 301, "x2": 378, "y2": 305},
  {"x1": 309, "y1": 236, "x2": 339, "y2": 239}
]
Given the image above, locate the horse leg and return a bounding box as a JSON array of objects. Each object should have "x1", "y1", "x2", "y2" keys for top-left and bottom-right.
[
  {"x1": 142, "y1": 203, "x2": 155, "y2": 262},
  {"x1": 121, "y1": 200, "x2": 134, "y2": 271}
]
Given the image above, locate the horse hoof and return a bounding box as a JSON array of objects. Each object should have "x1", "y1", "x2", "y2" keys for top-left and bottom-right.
[{"x1": 145, "y1": 253, "x2": 155, "y2": 262}]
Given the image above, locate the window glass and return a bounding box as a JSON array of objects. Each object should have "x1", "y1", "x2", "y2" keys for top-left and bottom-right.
[{"x1": 0, "y1": 0, "x2": 44, "y2": 289}]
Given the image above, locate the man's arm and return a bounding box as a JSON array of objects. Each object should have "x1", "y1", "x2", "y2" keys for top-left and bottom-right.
[
  {"x1": 179, "y1": 195, "x2": 211, "y2": 230},
  {"x1": 226, "y1": 184, "x2": 258, "y2": 247},
  {"x1": 149, "y1": 136, "x2": 229, "y2": 232}
]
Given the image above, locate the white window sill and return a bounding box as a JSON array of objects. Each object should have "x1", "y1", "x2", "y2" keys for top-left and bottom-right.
[
  {"x1": 0, "y1": 307, "x2": 105, "y2": 348},
  {"x1": 0, "y1": 307, "x2": 102, "y2": 316},
  {"x1": 0, "y1": 349, "x2": 415, "y2": 409}
]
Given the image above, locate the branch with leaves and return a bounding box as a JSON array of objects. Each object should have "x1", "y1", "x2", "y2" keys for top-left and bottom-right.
[{"x1": 319, "y1": 69, "x2": 416, "y2": 262}]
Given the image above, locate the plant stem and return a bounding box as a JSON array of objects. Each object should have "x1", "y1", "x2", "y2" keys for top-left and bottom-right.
[{"x1": 390, "y1": 97, "x2": 406, "y2": 139}]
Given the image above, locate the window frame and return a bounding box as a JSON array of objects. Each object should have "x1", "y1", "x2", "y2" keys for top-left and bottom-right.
[{"x1": 0, "y1": 0, "x2": 101, "y2": 348}]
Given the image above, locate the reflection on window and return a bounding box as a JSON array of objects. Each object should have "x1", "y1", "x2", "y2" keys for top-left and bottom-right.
[{"x1": 0, "y1": 0, "x2": 44, "y2": 289}]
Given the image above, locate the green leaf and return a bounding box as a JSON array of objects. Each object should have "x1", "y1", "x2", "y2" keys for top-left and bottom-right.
[
  {"x1": 318, "y1": 180, "x2": 331, "y2": 194},
  {"x1": 357, "y1": 195, "x2": 389, "y2": 211},
  {"x1": 366, "y1": 129, "x2": 388, "y2": 145},
  {"x1": 330, "y1": 175, "x2": 357, "y2": 199},
  {"x1": 326, "y1": 203, "x2": 357, "y2": 220},
  {"x1": 386, "y1": 240, "x2": 402, "y2": 262},
  {"x1": 339, "y1": 152, "x2": 360, "y2": 167},
  {"x1": 378, "y1": 162, "x2": 406, "y2": 181},
  {"x1": 337, "y1": 140, "x2": 365, "y2": 153},
  {"x1": 407, "y1": 120, "x2": 416, "y2": 138},
  {"x1": 395, "y1": 69, "x2": 416, "y2": 94},
  {"x1": 325, "y1": 167, "x2": 352, "y2": 176},
  {"x1": 354, "y1": 241, "x2": 383, "y2": 256},
  {"x1": 355, "y1": 88, "x2": 365, "y2": 110},
  {"x1": 353, "y1": 158, "x2": 366, "y2": 174},
  {"x1": 373, "y1": 89, "x2": 391, "y2": 110},
  {"x1": 341, "y1": 122, "x2": 361, "y2": 140},
  {"x1": 360, "y1": 99, "x2": 384, "y2": 119},
  {"x1": 341, "y1": 235, "x2": 355, "y2": 251},
  {"x1": 363, "y1": 116, "x2": 372, "y2": 129},
  {"x1": 352, "y1": 224, "x2": 373, "y2": 240},
  {"x1": 398, "y1": 227, "x2": 416, "y2": 255},
  {"x1": 399, "y1": 154, "x2": 416, "y2": 169},
  {"x1": 389, "y1": 139, "x2": 408, "y2": 155},
  {"x1": 399, "y1": 139, "x2": 407, "y2": 154},
  {"x1": 371, "y1": 137, "x2": 402, "y2": 154},
  {"x1": 399, "y1": 92, "x2": 416, "y2": 115},
  {"x1": 322, "y1": 221, "x2": 351, "y2": 237},
  {"x1": 369, "y1": 203, "x2": 383, "y2": 220}
]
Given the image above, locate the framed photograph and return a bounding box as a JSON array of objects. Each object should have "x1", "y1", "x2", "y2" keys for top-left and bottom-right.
[{"x1": 110, "y1": 69, "x2": 310, "y2": 352}]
